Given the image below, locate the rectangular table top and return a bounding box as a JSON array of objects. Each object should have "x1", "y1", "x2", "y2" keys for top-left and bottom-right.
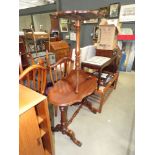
[{"x1": 19, "y1": 84, "x2": 46, "y2": 115}]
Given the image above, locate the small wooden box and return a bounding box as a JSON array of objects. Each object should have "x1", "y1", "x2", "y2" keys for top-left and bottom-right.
[{"x1": 49, "y1": 40, "x2": 70, "y2": 61}]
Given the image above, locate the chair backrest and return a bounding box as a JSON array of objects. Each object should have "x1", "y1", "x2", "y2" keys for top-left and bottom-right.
[
  {"x1": 19, "y1": 64, "x2": 47, "y2": 94},
  {"x1": 47, "y1": 56, "x2": 74, "y2": 85},
  {"x1": 23, "y1": 28, "x2": 36, "y2": 53}
]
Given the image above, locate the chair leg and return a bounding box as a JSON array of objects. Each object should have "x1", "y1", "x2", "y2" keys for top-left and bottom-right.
[
  {"x1": 52, "y1": 106, "x2": 82, "y2": 147},
  {"x1": 98, "y1": 94, "x2": 105, "y2": 113},
  {"x1": 113, "y1": 78, "x2": 118, "y2": 89},
  {"x1": 83, "y1": 98, "x2": 98, "y2": 114},
  {"x1": 114, "y1": 73, "x2": 119, "y2": 89},
  {"x1": 84, "y1": 101, "x2": 98, "y2": 114}
]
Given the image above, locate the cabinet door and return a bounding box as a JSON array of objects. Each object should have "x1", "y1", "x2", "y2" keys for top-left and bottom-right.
[{"x1": 19, "y1": 107, "x2": 44, "y2": 155}]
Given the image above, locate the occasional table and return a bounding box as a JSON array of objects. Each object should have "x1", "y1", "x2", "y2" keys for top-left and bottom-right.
[{"x1": 48, "y1": 10, "x2": 99, "y2": 146}]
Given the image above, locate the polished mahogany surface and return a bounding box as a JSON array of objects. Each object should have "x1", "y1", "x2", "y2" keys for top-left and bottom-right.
[
  {"x1": 48, "y1": 70, "x2": 97, "y2": 106},
  {"x1": 50, "y1": 10, "x2": 99, "y2": 94}
]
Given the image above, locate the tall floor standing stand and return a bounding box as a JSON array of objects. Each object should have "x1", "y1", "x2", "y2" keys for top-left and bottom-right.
[
  {"x1": 75, "y1": 20, "x2": 80, "y2": 93},
  {"x1": 48, "y1": 11, "x2": 99, "y2": 147}
]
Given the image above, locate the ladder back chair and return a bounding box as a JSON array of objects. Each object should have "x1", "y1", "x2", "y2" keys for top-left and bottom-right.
[
  {"x1": 47, "y1": 56, "x2": 74, "y2": 85},
  {"x1": 46, "y1": 56, "x2": 74, "y2": 116}
]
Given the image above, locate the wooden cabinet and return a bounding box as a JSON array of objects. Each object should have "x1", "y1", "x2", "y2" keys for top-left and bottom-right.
[
  {"x1": 47, "y1": 40, "x2": 70, "y2": 61},
  {"x1": 19, "y1": 84, "x2": 55, "y2": 155}
]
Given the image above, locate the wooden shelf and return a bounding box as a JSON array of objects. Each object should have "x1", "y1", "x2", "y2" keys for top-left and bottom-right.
[
  {"x1": 86, "y1": 72, "x2": 118, "y2": 113},
  {"x1": 19, "y1": 85, "x2": 55, "y2": 155},
  {"x1": 19, "y1": 85, "x2": 46, "y2": 115}
]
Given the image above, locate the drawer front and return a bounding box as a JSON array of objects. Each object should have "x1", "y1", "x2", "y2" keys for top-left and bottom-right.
[
  {"x1": 96, "y1": 49, "x2": 114, "y2": 57},
  {"x1": 55, "y1": 49, "x2": 69, "y2": 55},
  {"x1": 54, "y1": 49, "x2": 69, "y2": 61}
]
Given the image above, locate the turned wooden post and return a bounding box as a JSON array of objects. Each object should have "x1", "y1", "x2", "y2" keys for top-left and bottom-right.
[
  {"x1": 75, "y1": 20, "x2": 81, "y2": 93},
  {"x1": 60, "y1": 106, "x2": 68, "y2": 134}
]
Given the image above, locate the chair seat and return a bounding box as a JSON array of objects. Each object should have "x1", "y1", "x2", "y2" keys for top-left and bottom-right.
[{"x1": 48, "y1": 70, "x2": 97, "y2": 106}]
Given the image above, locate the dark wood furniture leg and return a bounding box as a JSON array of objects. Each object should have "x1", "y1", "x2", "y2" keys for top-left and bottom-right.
[
  {"x1": 113, "y1": 73, "x2": 119, "y2": 89},
  {"x1": 83, "y1": 98, "x2": 97, "y2": 114},
  {"x1": 97, "y1": 68, "x2": 102, "y2": 89},
  {"x1": 52, "y1": 106, "x2": 82, "y2": 147}
]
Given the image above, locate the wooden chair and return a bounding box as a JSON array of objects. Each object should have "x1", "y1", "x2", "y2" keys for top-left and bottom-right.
[
  {"x1": 46, "y1": 56, "x2": 74, "y2": 116},
  {"x1": 23, "y1": 28, "x2": 50, "y2": 55},
  {"x1": 19, "y1": 64, "x2": 47, "y2": 95},
  {"x1": 47, "y1": 57, "x2": 74, "y2": 84},
  {"x1": 23, "y1": 28, "x2": 36, "y2": 53}
]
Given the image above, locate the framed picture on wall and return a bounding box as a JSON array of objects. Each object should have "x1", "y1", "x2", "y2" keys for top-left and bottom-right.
[
  {"x1": 59, "y1": 18, "x2": 68, "y2": 32},
  {"x1": 93, "y1": 26, "x2": 99, "y2": 39},
  {"x1": 99, "y1": 6, "x2": 110, "y2": 18},
  {"x1": 69, "y1": 31, "x2": 76, "y2": 41},
  {"x1": 109, "y1": 3, "x2": 120, "y2": 19},
  {"x1": 119, "y1": 4, "x2": 135, "y2": 22}
]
